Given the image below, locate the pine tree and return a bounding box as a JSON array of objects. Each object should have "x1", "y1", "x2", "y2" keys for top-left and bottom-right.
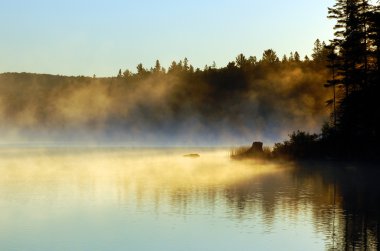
[
  {"x1": 312, "y1": 39, "x2": 329, "y2": 64},
  {"x1": 368, "y1": 4, "x2": 380, "y2": 85},
  {"x1": 312, "y1": 39, "x2": 323, "y2": 61},
  {"x1": 289, "y1": 52, "x2": 294, "y2": 62},
  {"x1": 183, "y1": 58, "x2": 190, "y2": 71},
  {"x1": 248, "y1": 56, "x2": 257, "y2": 66},
  {"x1": 282, "y1": 54, "x2": 288, "y2": 63},
  {"x1": 154, "y1": 60, "x2": 162, "y2": 73},
  {"x1": 136, "y1": 63, "x2": 148, "y2": 76},
  {"x1": 324, "y1": 44, "x2": 340, "y2": 126},
  {"x1": 261, "y1": 49, "x2": 279, "y2": 64},
  {"x1": 235, "y1": 53, "x2": 247, "y2": 68},
  {"x1": 325, "y1": 0, "x2": 380, "y2": 158},
  {"x1": 328, "y1": 0, "x2": 369, "y2": 95},
  {"x1": 294, "y1": 51, "x2": 301, "y2": 62}
]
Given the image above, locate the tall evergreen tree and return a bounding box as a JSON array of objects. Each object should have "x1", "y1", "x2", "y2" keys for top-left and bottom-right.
[
  {"x1": 368, "y1": 3, "x2": 380, "y2": 85},
  {"x1": 328, "y1": 0, "x2": 370, "y2": 95},
  {"x1": 136, "y1": 63, "x2": 148, "y2": 76},
  {"x1": 325, "y1": 0, "x2": 380, "y2": 158},
  {"x1": 294, "y1": 51, "x2": 301, "y2": 62},
  {"x1": 312, "y1": 39, "x2": 329, "y2": 64},
  {"x1": 183, "y1": 58, "x2": 190, "y2": 71},
  {"x1": 248, "y1": 56, "x2": 257, "y2": 66},
  {"x1": 282, "y1": 54, "x2": 288, "y2": 63},
  {"x1": 235, "y1": 53, "x2": 248, "y2": 68},
  {"x1": 261, "y1": 49, "x2": 279, "y2": 64},
  {"x1": 312, "y1": 39, "x2": 323, "y2": 61},
  {"x1": 325, "y1": 44, "x2": 340, "y2": 126},
  {"x1": 153, "y1": 60, "x2": 162, "y2": 73}
]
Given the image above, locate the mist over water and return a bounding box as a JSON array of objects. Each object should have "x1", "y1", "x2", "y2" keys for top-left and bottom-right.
[
  {"x1": 0, "y1": 64, "x2": 329, "y2": 146},
  {"x1": 1, "y1": 148, "x2": 378, "y2": 251}
]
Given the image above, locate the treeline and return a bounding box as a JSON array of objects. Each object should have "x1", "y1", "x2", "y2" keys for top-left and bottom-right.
[
  {"x1": 117, "y1": 46, "x2": 326, "y2": 79},
  {"x1": 0, "y1": 43, "x2": 329, "y2": 144},
  {"x1": 273, "y1": 0, "x2": 380, "y2": 160}
]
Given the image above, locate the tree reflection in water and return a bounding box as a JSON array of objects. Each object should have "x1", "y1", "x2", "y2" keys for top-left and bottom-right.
[{"x1": 291, "y1": 162, "x2": 380, "y2": 251}]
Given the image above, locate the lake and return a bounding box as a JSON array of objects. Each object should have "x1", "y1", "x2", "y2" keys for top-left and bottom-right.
[{"x1": 0, "y1": 147, "x2": 379, "y2": 251}]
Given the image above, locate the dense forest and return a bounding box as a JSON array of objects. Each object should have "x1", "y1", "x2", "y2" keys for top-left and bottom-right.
[
  {"x1": 273, "y1": 0, "x2": 380, "y2": 160},
  {"x1": 0, "y1": 45, "x2": 329, "y2": 145},
  {"x1": 1, "y1": 0, "x2": 378, "y2": 155}
]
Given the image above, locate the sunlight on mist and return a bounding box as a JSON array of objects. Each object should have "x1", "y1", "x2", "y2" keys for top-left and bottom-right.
[
  {"x1": 0, "y1": 64, "x2": 329, "y2": 145},
  {"x1": 0, "y1": 148, "x2": 358, "y2": 251},
  {"x1": 0, "y1": 148, "x2": 284, "y2": 195},
  {"x1": 0, "y1": 148, "x2": 279, "y2": 207}
]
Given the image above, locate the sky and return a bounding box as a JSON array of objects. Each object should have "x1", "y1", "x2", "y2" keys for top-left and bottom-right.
[{"x1": 0, "y1": 0, "x2": 335, "y2": 77}]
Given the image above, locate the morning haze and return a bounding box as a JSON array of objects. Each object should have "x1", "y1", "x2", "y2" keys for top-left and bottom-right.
[
  {"x1": 1, "y1": 1, "x2": 380, "y2": 251},
  {"x1": 0, "y1": 52, "x2": 329, "y2": 146},
  {"x1": 0, "y1": 0, "x2": 334, "y2": 146}
]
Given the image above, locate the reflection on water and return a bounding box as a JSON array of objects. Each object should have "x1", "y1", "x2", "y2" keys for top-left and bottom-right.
[
  {"x1": 0, "y1": 148, "x2": 379, "y2": 251},
  {"x1": 293, "y1": 162, "x2": 380, "y2": 251}
]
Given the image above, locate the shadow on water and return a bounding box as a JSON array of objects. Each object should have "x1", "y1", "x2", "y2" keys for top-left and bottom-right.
[{"x1": 292, "y1": 161, "x2": 380, "y2": 251}]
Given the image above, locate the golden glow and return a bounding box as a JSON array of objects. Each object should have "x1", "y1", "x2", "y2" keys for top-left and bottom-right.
[
  {"x1": 0, "y1": 149, "x2": 283, "y2": 194},
  {"x1": 2, "y1": 148, "x2": 374, "y2": 250}
]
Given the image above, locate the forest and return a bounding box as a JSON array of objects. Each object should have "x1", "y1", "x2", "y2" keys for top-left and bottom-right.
[
  {"x1": 1, "y1": 0, "x2": 379, "y2": 158},
  {"x1": 273, "y1": 0, "x2": 380, "y2": 160},
  {"x1": 0, "y1": 44, "x2": 330, "y2": 146}
]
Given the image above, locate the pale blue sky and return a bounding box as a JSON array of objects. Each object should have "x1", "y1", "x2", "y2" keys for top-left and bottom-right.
[{"x1": 0, "y1": 0, "x2": 335, "y2": 76}]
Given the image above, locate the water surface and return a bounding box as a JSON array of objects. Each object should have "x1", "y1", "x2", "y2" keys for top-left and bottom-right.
[{"x1": 0, "y1": 148, "x2": 379, "y2": 250}]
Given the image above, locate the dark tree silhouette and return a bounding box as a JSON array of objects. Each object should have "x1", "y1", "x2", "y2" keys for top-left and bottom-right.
[
  {"x1": 273, "y1": 0, "x2": 380, "y2": 160},
  {"x1": 323, "y1": 0, "x2": 380, "y2": 159},
  {"x1": 294, "y1": 51, "x2": 301, "y2": 62},
  {"x1": 261, "y1": 49, "x2": 279, "y2": 64},
  {"x1": 312, "y1": 39, "x2": 329, "y2": 64},
  {"x1": 324, "y1": 44, "x2": 339, "y2": 126},
  {"x1": 235, "y1": 53, "x2": 248, "y2": 68},
  {"x1": 136, "y1": 63, "x2": 148, "y2": 76},
  {"x1": 153, "y1": 60, "x2": 162, "y2": 74}
]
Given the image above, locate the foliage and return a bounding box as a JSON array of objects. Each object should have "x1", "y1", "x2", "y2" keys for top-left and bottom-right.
[
  {"x1": 273, "y1": 131, "x2": 320, "y2": 159},
  {"x1": 273, "y1": 0, "x2": 380, "y2": 161},
  {"x1": 0, "y1": 45, "x2": 330, "y2": 144},
  {"x1": 324, "y1": 0, "x2": 380, "y2": 159},
  {"x1": 230, "y1": 146, "x2": 251, "y2": 158}
]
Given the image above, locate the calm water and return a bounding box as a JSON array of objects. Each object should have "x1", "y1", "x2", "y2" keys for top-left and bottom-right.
[{"x1": 0, "y1": 148, "x2": 379, "y2": 251}]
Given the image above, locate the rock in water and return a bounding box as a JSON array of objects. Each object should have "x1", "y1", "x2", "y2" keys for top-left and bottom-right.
[
  {"x1": 232, "y1": 141, "x2": 265, "y2": 159},
  {"x1": 183, "y1": 153, "x2": 200, "y2": 158}
]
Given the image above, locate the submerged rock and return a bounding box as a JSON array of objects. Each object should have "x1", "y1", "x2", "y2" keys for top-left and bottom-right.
[{"x1": 183, "y1": 153, "x2": 200, "y2": 158}]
